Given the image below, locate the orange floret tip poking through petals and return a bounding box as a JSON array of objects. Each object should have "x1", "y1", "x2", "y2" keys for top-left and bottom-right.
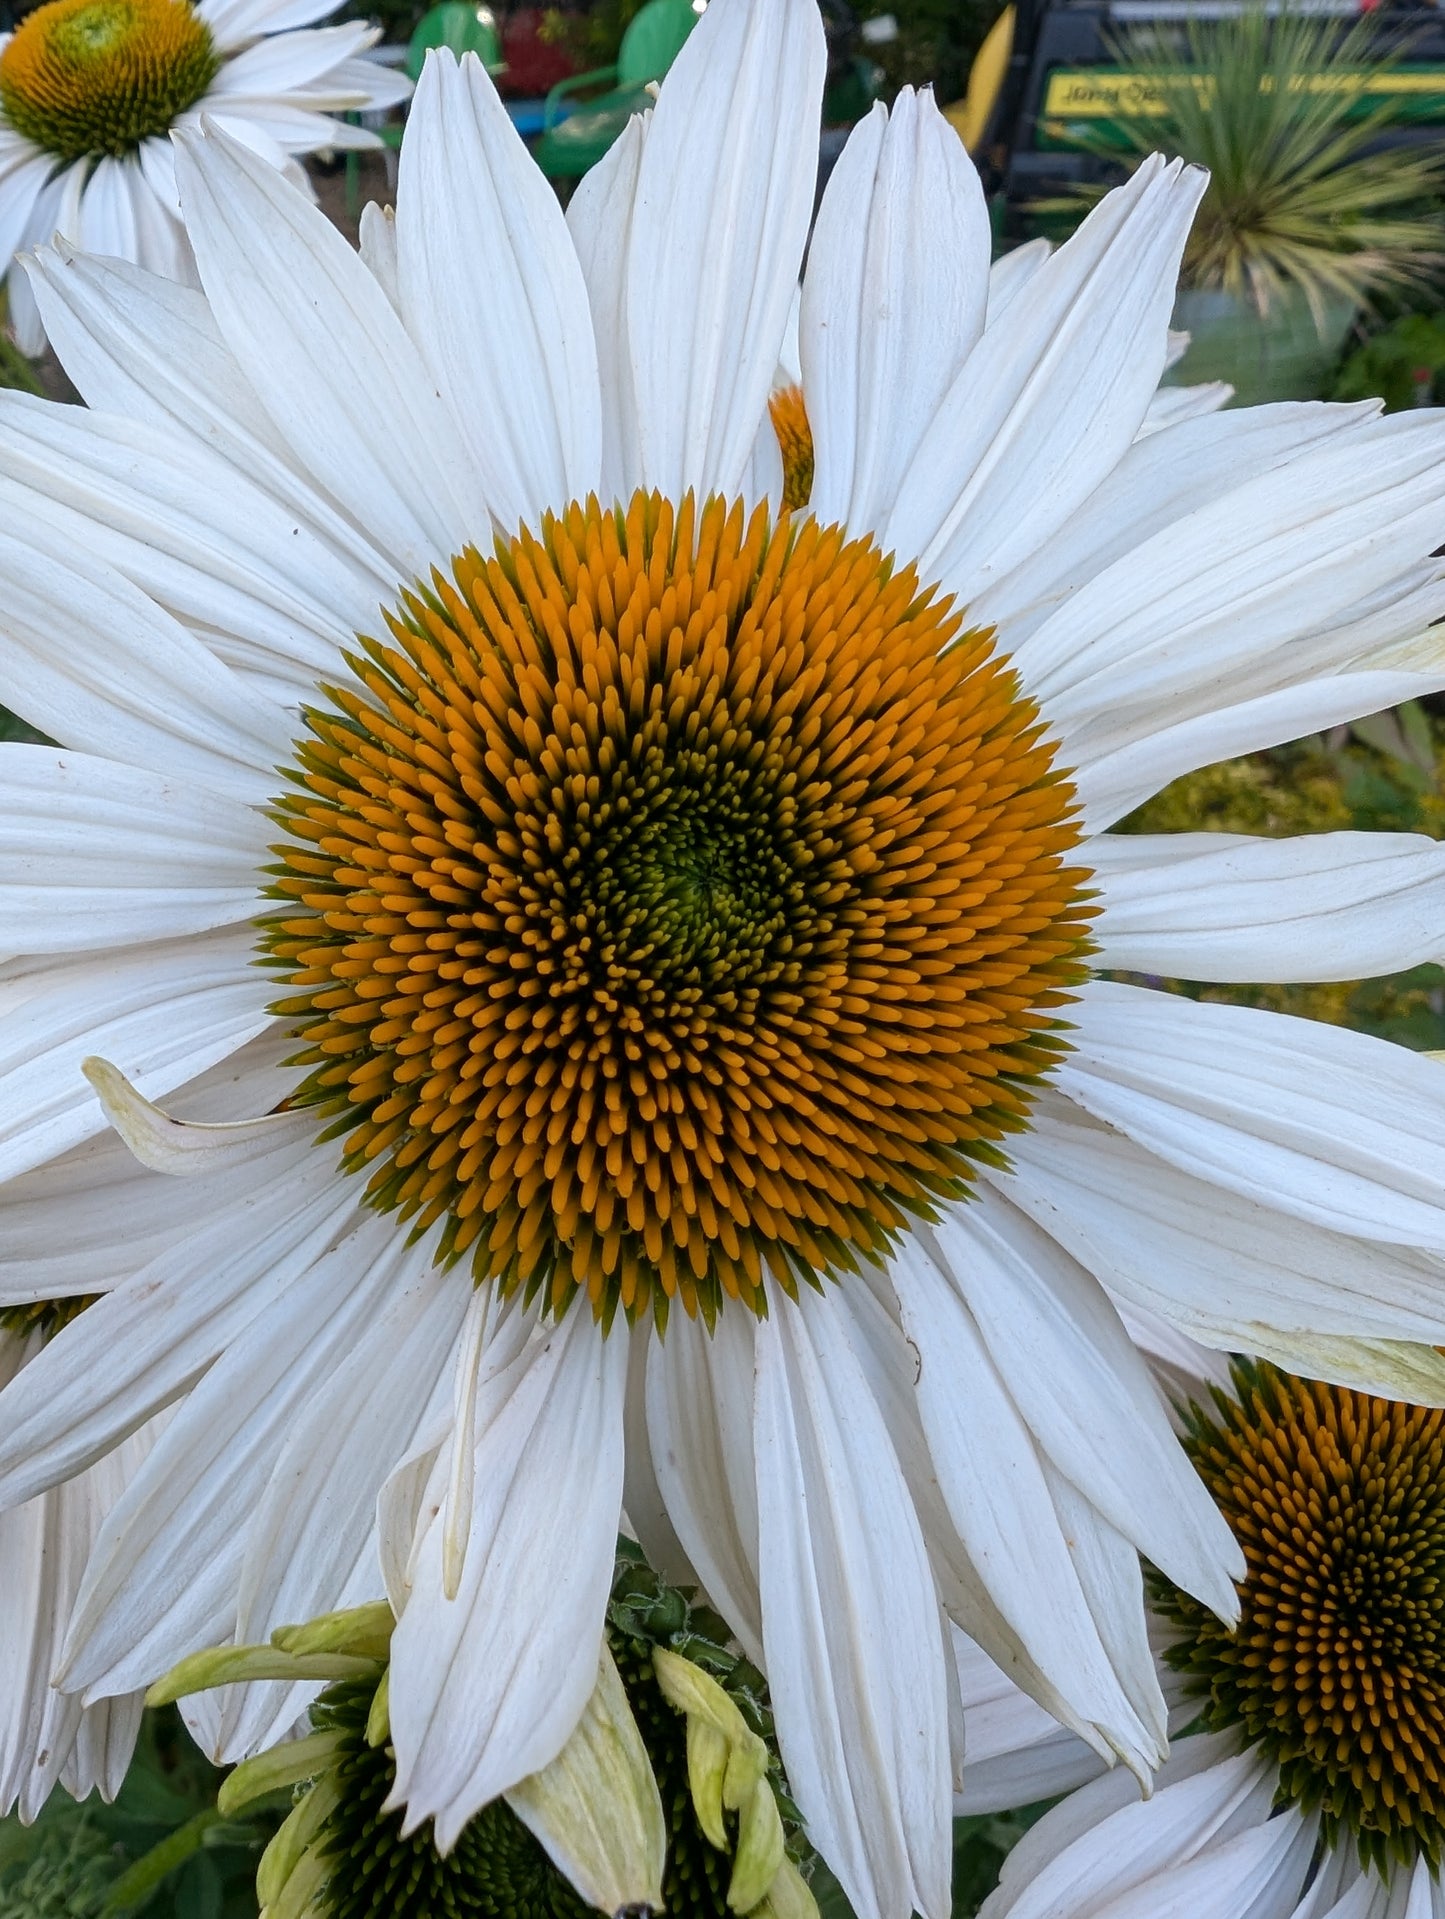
[
  {"x1": 261, "y1": 490, "x2": 1094, "y2": 1329},
  {"x1": 1154, "y1": 1362, "x2": 1445, "y2": 1873},
  {"x1": 769, "y1": 384, "x2": 815, "y2": 515}
]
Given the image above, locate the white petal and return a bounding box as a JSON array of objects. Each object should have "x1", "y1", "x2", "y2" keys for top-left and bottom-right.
[
  {"x1": 888, "y1": 1236, "x2": 1162, "y2": 1781},
  {"x1": 24, "y1": 243, "x2": 307, "y2": 464},
  {"x1": 755, "y1": 1287, "x2": 952, "y2": 1919},
  {"x1": 982, "y1": 1739, "x2": 1309, "y2": 1919},
  {"x1": 973, "y1": 400, "x2": 1376, "y2": 653},
  {"x1": 886, "y1": 157, "x2": 1205, "y2": 598},
  {"x1": 208, "y1": 20, "x2": 378, "y2": 95},
  {"x1": 925, "y1": 1193, "x2": 1242, "y2": 1615},
  {"x1": 996, "y1": 1088, "x2": 1445, "y2": 1357},
  {"x1": 985, "y1": 237, "x2": 1050, "y2": 328},
  {"x1": 0, "y1": 746, "x2": 261, "y2": 953},
  {"x1": 396, "y1": 52, "x2": 601, "y2": 531},
  {"x1": 1060, "y1": 982, "x2": 1445, "y2": 1251},
  {"x1": 625, "y1": 0, "x2": 826, "y2": 501},
  {"x1": 358, "y1": 199, "x2": 399, "y2": 311},
  {"x1": 0, "y1": 931, "x2": 270, "y2": 1185},
  {"x1": 802, "y1": 90, "x2": 990, "y2": 533},
  {"x1": 58, "y1": 1214, "x2": 411, "y2": 1698},
  {"x1": 388, "y1": 1304, "x2": 627, "y2": 1850},
  {"x1": 1136, "y1": 380, "x2": 1232, "y2": 436},
  {"x1": 951, "y1": 1627, "x2": 1106, "y2": 1816},
  {"x1": 1091, "y1": 830, "x2": 1445, "y2": 982},
  {"x1": 174, "y1": 123, "x2": 485, "y2": 579},
  {"x1": 1077, "y1": 668, "x2": 1445, "y2": 831},
  {"x1": 1014, "y1": 413, "x2": 1445, "y2": 763},
  {"x1": 199, "y1": 0, "x2": 343, "y2": 51},
  {"x1": 645, "y1": 1306, "x2": 763, "y2": 1662},
  {"x1": 566, "y1": 112, "x2": 648, "y2": 506},
  {"x1": 0, "y1": 1143, "x2": 356, "y2": 1506},
  {"x1": 0, "y1": 517, "x2": 292, "y2": 801},
  {"x1": 0, "y1": 388, "x2": 393, "y2": 696},
  {"x1": 0, "y1": 149, "x2": 54, "y2": 267}
]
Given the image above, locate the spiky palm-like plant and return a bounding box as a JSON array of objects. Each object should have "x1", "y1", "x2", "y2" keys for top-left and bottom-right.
[{"x1": 1068, "y1": 6, "x2": 1445, "y2": 320}]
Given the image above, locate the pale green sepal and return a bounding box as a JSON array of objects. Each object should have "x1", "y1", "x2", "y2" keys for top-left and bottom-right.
[
  {"x1": 219, "y1": 1730, "x2": 347, "y2": 1817},
  {"x1": 146, "y1": 1645, "x2": 380, "y2": 1707},
  {"x1": 259, "y1": 1838, "x2": 330, "y2": 1919},
  {"x1": 721, "y1": 1731, "x2": 768, "y2": 1811},
  {"x1": 272, "y1": 1603, "x2": 395, "y2": 1662},
  {"x1": 685, "y1": 1717, "x2": 730, "y2": 1850},
  {"x1": 365, "y1": 1668, "x2": 391, "y2": 1749},
  {"x1": 654, "y1": 1648, "x2": 751, "y2": 1745},
  {"x1": 256, "y1": 1774, "x2": 342, "y2": 1908},
  {"x1": 752, "y1": 1857, "x2": 820, "y2": 1919},
  {"x1": 1245, "y1": 1329, "x2": 1445, "y2": 1408},
  {"x1": 727, "y1": 1779, "x2": 785, "y2": 1914},
  {"x1": 505, "y1": 1646, "x2": 665, "y2": 1916}
]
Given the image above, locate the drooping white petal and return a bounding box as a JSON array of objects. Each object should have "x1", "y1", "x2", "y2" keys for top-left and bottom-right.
[
  {"x1": 80, "y1": 1058, "x2": 312, "y2": 1176},
  {"x1": 388, "y1": 1304, "x2": 627, "y2": 1851},
  {"x1": 924, "y1": 1193, "x2": 1242, "y2": 1616},
  {"x1": 173, "y1": 123, "x2": 486, "y2": 579},
  {"x1": 0, "y1": 1145, "x2": 356, "y2": 1507},
  {"x1": 992, "y1": 1090, "x2": 1445, "y2": 1384},
  {"x1": 0, "y1": 517, "x2": 292, "y2": 801},
  {"x1": 1090, "y1": 830, "x2": 1445, "y2": 982},
  {"x1": 396, "y1": 52, "x2": 602, "y2": 532},
  {"x1": 950, "y1": 1627, "x2": 1106, "y2": 1816},
  {"x1": 0, "y1": 1363, "x2": 161, "y2": 1821},
  {"x1": 1060, "y1": 982, "x2": 1445, "y2": 1252},
  {"x1": 566, "y1": 112, "x2": 648, "y2": 507},
  {"x1": 0, "y1": 1033, "x2": 300, "y2": 1307},
  {"x1": 836, "y1": 1271, "x2": 1153, "y2": 1775},
  {"x1": 57, "y1": 1215, "x2": 413, "y2": 1699},
  {"x1": 0, "y1": 747, "x2": 261, "y2": 953},
  {"x1": 208, "y1": 20, "x2": 380, "y2": 97},
  {"x1": 645, "y1": 1305, "x2": 763, "y2": 1663},
  {"x1": 1136, "y1": 380, "x2": 1232, "y2": 436},
  {"x1": 885, "y1": 157, "x2": 1205, "y2": 600},
  {"x1": 0, "y1": 932, "x2": 271, "y2": 1185},
  {"x1": 888, "y1": 1237, "x2": 1165, "y2": 1783},
  {"x1": 754, "y1": 1286, "x2": 952, "y2": 1919},
  {"x1": 218, "y1": 1259, "x2": 467, "y2": 1755},
  {"x1": 802, "y1": 89, "x2": 990, "y2": 533},
  {"x1": 624, "y1": 0, "x2": 826, "y2": 502},
  {"x1": 358, "y1": 200, "x2": 399, "y2": 310},
  {"x1": 197, "y1": 0, "x2": 344, "y2": 53}
]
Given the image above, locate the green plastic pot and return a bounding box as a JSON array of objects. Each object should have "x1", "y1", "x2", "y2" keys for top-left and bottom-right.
[{"x1": 1165, "y1": 285, "x2": 1357, "y2": 406}]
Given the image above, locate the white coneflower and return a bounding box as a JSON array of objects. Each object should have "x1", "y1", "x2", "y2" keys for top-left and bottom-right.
[
  {"x1": 0, "y1": 0, "x2": 409, "y2": 349},
  {"x1": 969, "y1": 1362, "x2": 1445, "y2": 1919},
  {"x1": 1, "y1": 6, "x2": 1445, "y2": 1914}
]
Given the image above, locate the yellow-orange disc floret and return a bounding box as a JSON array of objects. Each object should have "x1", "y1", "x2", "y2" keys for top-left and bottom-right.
[
  {"x1": 0, "y1": 0, "x2": 218, "y2": 162},
  {"x1": 1155, "y1": 1363, "x2": 1445, "y2": 1871},
  {"x1": 768, "y1": 385, "x2": 815, "y2": 514},
  {"x1": 265, "y1": 491, "x2": 1092, "y2": 1327}
]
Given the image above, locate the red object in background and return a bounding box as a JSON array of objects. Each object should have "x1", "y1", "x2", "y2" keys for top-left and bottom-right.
[{"x1": 499, "y1": 7, "x2": 579, "y2": 93}]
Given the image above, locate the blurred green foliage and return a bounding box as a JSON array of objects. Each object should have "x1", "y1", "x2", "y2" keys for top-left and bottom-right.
[{"x1": 1332, "y1": 312, "x2": 1445, "y2": 411}]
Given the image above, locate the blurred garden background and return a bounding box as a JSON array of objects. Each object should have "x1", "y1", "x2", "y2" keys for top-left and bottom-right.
[{"x1": 3, "y1": 0, "x2": 1445, "y2": 1909}]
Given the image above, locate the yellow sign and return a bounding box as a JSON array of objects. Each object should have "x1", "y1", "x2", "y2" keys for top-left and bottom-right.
[{"x1": 1042, "y1": 65, "x2": 1445, "y2": 120}]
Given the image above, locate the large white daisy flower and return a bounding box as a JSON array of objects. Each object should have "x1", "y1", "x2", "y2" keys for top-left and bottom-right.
[
  {"x1": 0, "y1": 0, "x2": 410, "y2": 352},
  {"x1": 2, "y1": 2, "x2": 1445, "y2": 1911},
  {"x1": 967, "y1": 1364, "x2": 1445, "y2": 1919}
]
